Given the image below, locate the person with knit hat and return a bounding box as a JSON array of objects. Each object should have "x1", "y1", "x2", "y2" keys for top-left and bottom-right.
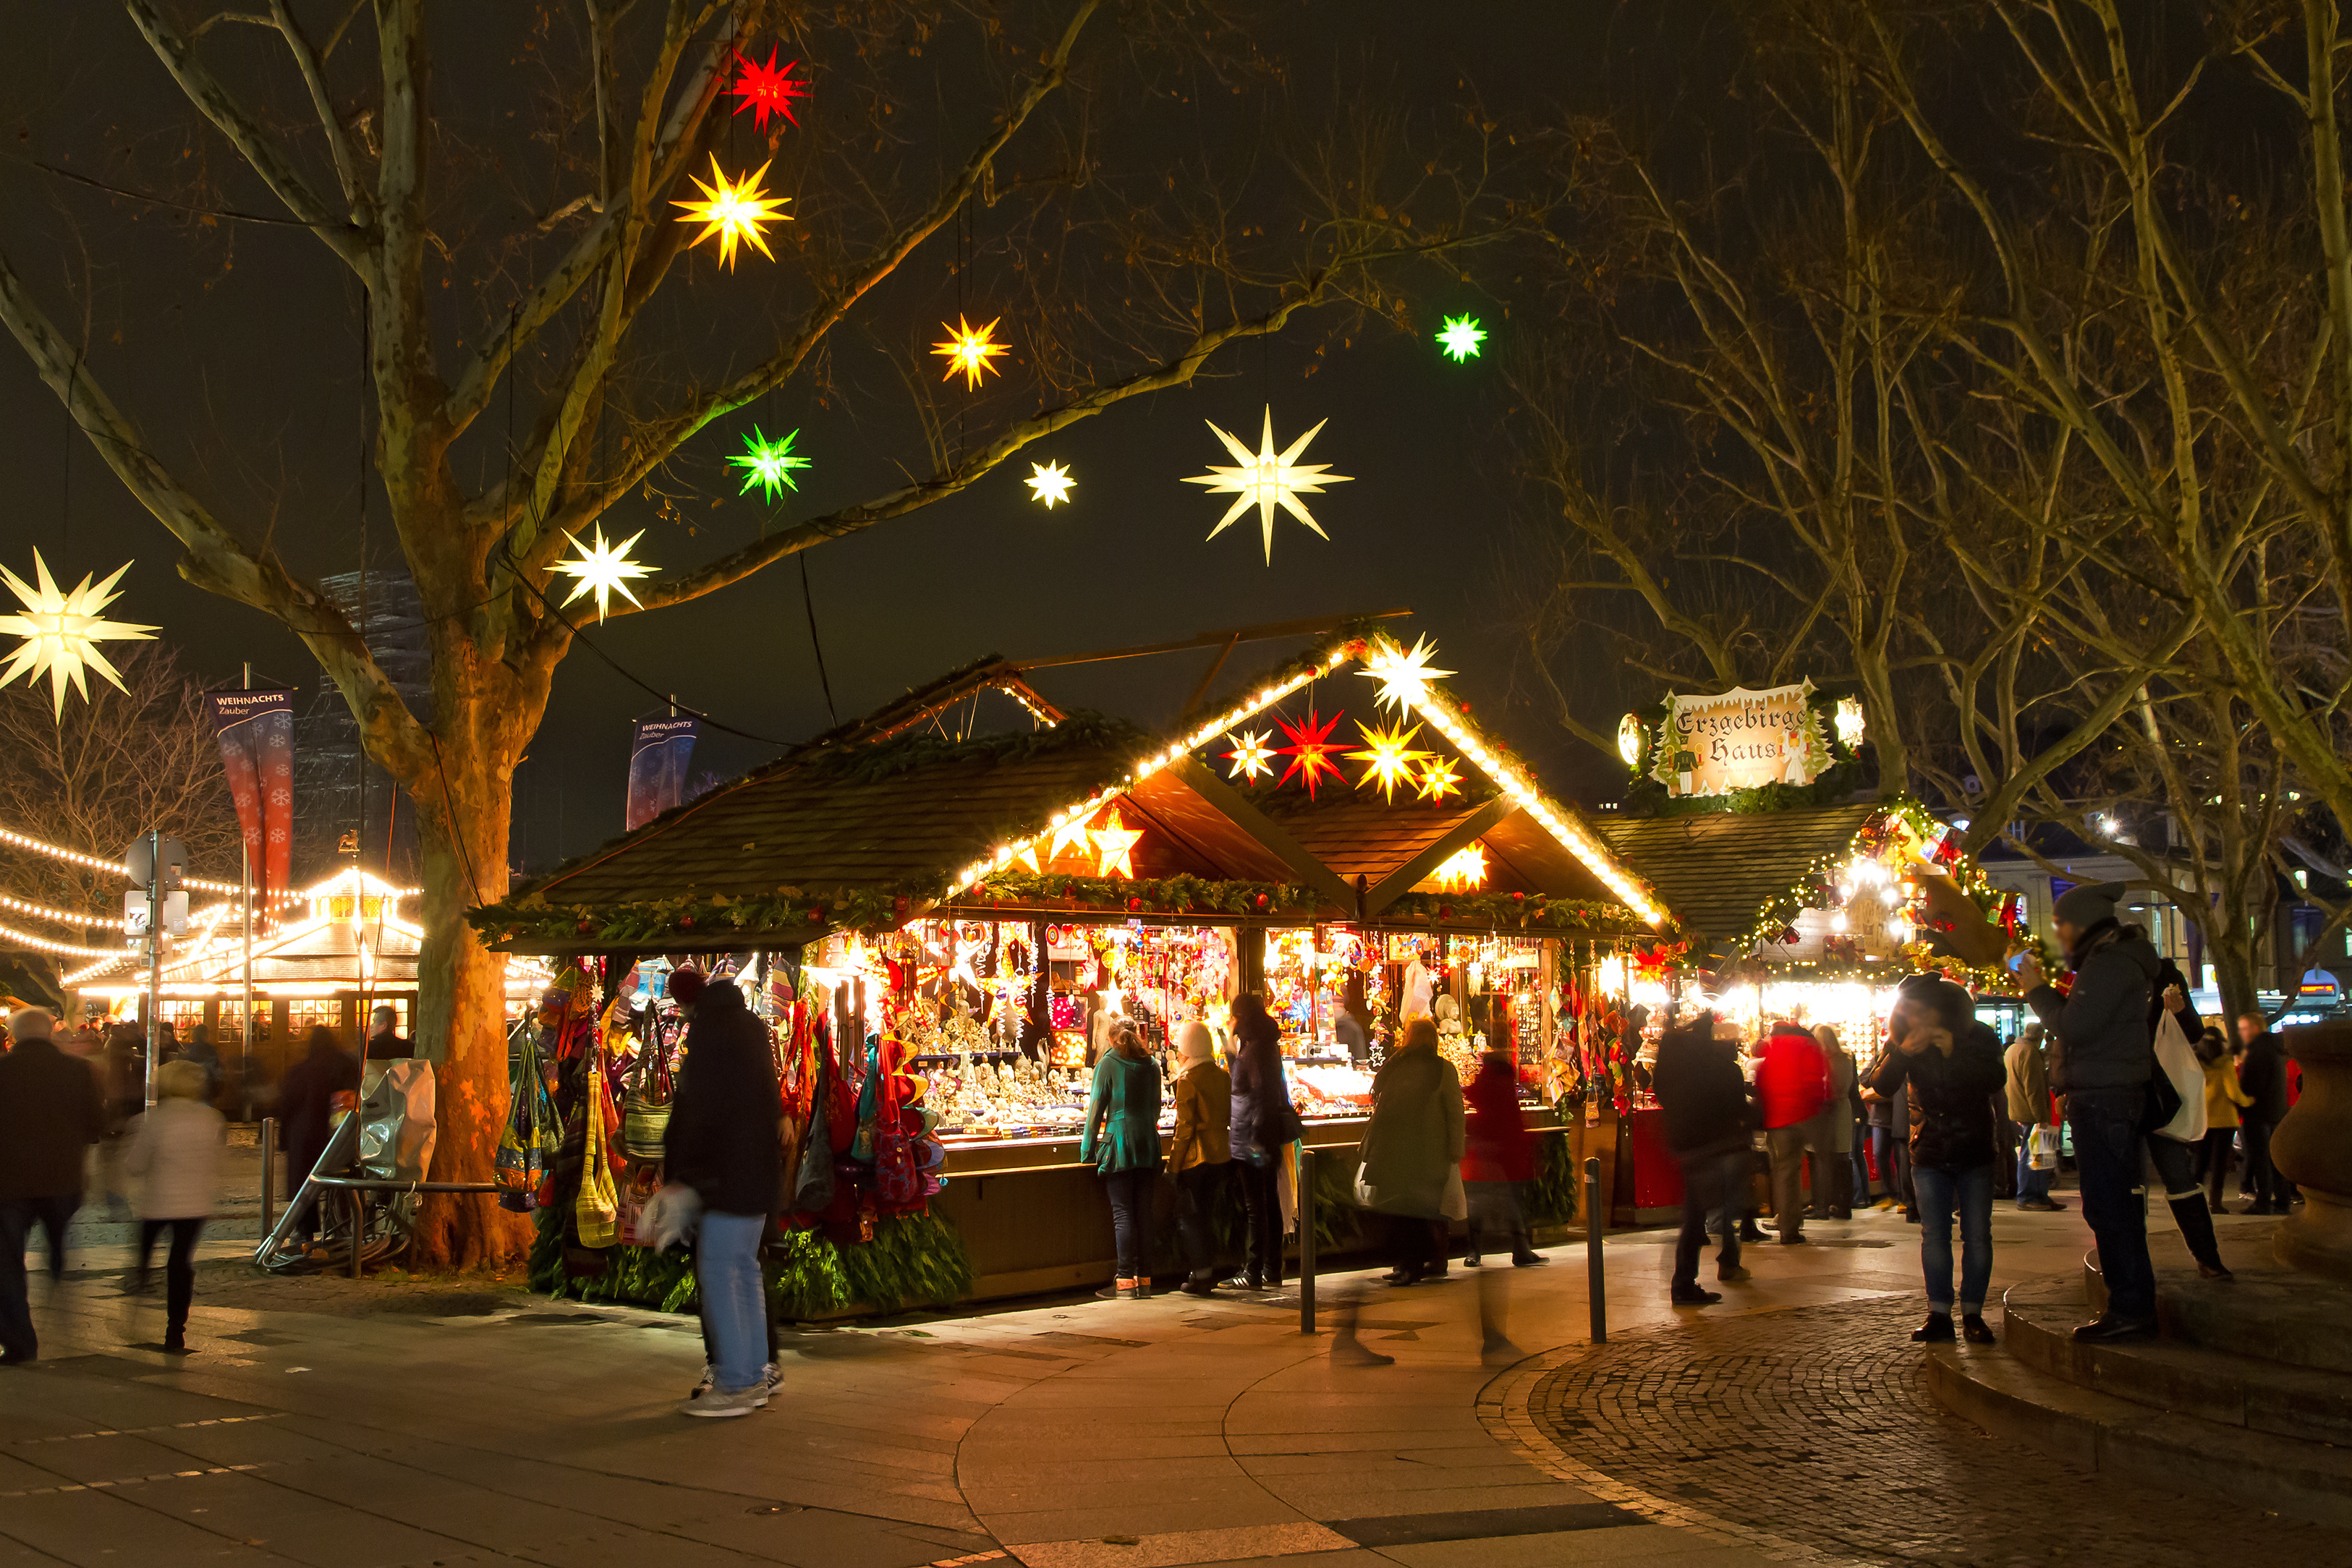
[
  {"x1": 1872, "y1": 973, "x2": 2007, "y2": 1345},
  {"x1": 1166, "y1": 1021, "x2": 1232, "y2": 1297},
  {"x1": 2013, "y1": 879, "x2": 2165, "y2": 1341}
]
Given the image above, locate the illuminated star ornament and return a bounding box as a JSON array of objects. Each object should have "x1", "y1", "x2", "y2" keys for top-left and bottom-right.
[
  {"x1": 933, "y1": 315, "x2": 1009, "y2": 391},
  {"x1": 731, "y1": 47, "x2": 810, "y2": 132},
  {"x1": 1048, "y1": 814, "x2": 1098, "y2": 863},
  {"x1": 673, "y1": 155, "x2": 791, "y2": 268},
  {"x1": 1360, "y1": 634, "x2": 1454, "y2": 712},
  {"x1": 1348, "y1": 719, "x2": 1432, "y2": 801},
  {"x1": 552, "y1": 526, "x2": 653, "y2": 623},
  {"x1": 729, "y1": 426, "x2": 811, "y2": 501},
  {"x1": 1027, "y1": 460, "x2": 1074, "y2": 508},
  {"x1": 0, "y1": 551, "x2": 157, "y2": 717},
  {"x1": 1432, "y1": 845, "x2": 1487, "y2": 892},
  {"x1": 1435, "y1": 314, "x2": 1487, "y2": 362},
  {"x1": 1223, "y1": 728, "x2": 1276, "y2": 783},
  {"x1": 1414, "y1": 756, "x2": 1464, "y2": 802},
  {"x1": 1090, "y1": 809, "x2": 1143, "y2": 879},
  {"x1": 1275, "y1": 707, "x2": 1346, "y2": 798},
  {"x1": 1185, "y1": 406, "x2": 1353, "y2": 563}
]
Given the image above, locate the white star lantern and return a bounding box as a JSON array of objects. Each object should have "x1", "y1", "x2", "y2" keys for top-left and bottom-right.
[
  {"x1": 0, "y1": 551, "x2": 157, "y2": 717},
  {"x1": 1360, "y1": 634, "x2": 1454, "y2": 712},
  {"x1": 1027, "y1": 460, "x2": 1074, "y2": 508},
  {"x1": 553, "y1": 526, "x2": 654, "y2": 623},
  {"x1": 1185, "y1": 406, "x2": 1352, "y2": 563}
]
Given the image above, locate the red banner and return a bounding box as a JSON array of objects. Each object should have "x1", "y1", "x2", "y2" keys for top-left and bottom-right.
[{"x1": 208, "y1": 689, "x2": 294, "y2": 919}]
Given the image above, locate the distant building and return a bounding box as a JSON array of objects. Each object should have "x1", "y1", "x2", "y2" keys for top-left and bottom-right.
[{"x1": 292, "y1": 568, "x2": 430, "y2": 886}]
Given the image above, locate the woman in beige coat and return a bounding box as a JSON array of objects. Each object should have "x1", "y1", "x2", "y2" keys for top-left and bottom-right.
[
  {"x1": 127, "y1": 1060, "x2": 225, "y2": 1354},
  {"x1": 1167, "y1": 1022, "x2": 1232, "y2": 1296}
]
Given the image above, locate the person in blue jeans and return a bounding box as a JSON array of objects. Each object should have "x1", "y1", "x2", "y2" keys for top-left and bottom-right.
[{"x1": 1872, "y1": 976, "x2": 2006, "y2": 1345}]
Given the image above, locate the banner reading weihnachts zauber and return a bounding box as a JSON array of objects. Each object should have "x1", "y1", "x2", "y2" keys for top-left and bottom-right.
[
  {"x1": 626, "y1": 716, "x2": 700, "y2": 830},
  {"x1": 208, "y1": 689, "x2": 294, "y2": 919}
]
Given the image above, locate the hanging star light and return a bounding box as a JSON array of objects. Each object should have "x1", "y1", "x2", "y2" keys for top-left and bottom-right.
[
  {"x1": 1090, "y1": 809, "x2": 1143, "y2": 879},
  {"x1": 1347, "y1": 719, "x2": 1432, "y2": 801},
  {"x1": 1430, "y1": 845, "x2": 1487, "y2": 892},
  {"x1": 731, "y1": 46, "x2": 811, "y2": 132},
  {"x1": 729, "y1": 426, "x2": 811, "y2": 501},
  {"x1": 0, "y1": 552, "x2": 156, "y2": 717},
  {"x1": 1435, "y1": 314, "x2": 1487, "y2": 362},
  {"x1": 1275, "y1": 707, "x2": 1346, "y2": 798},
  {"x1": 1360, "y1": 634, "x2": 1454, "y2": 712},
  {"x1": 1414, "y1": 755, "x2": 1464, "y2": 802},
  {"x1": 673, "y1": 154, "x2": 791, "y2": 268},
  {"x1": 1048, "y1": 814, "x2": 1097, "y2": 863},
  {"x1": 933, "y1": 315, "x2": 1009, "y2": 391},
  {"x1": 1223, "y1": 728, "x2": 1276, "y2": 783},
  {"x1": 1184, "y1": 406, "x2": 1353, "y2": 563},
  {"x1": 1009, "y1": 840, "x2": 1043, "y2": 873},
  {"x1": 552, "y1": 526, "x2": 653, "y2": 623},
  {"x1": 1026, "y1": 460, "x2": 1074, "y2": 508}
]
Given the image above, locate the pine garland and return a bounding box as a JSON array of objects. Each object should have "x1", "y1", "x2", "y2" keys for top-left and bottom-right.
[{"x1": 528, "y1": 1206, "x2": 974, "y2": 1320}]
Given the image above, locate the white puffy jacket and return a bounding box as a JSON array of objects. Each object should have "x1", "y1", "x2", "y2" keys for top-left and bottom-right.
[{"x1": 127, "y1": 1099, "x2": 226, "y2": 1220}]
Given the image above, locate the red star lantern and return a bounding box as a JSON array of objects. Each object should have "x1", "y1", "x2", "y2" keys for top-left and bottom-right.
[
  {"x1": 731, "y1": 47, "x2": 810, "y2": 132},
  {"x1": 1275, "y1": 707, "x2": 1345, "y2": 798}
]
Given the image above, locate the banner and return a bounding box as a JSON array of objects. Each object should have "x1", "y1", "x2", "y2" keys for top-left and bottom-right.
[
  {"x1": 208, "y1": 689, "x2": 294, "y2": 918},
  {"x1": 625, "y1": 717, "x2": 700, "y2": 830},
  {"x1": 1652, "y1": 681, "x2": 1827, "y2": 797}
]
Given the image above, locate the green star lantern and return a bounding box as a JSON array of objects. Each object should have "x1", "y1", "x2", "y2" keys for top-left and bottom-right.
[
  {"x1": 1435, "y1": 314, "x2": 1487, "y2": 362},
  {"x1": 729, "y1": 426, "x2": 811, "y2": 501}
]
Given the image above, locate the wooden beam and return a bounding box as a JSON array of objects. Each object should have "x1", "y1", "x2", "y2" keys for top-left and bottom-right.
[
  {"x1": 1363, "y1": 798, "x2": 1515, "y2": 915},
  {"x1": 1166, "y1": 757, "x2": 1359, "y2": 913},
  {"x1": 1013, "y1": 608, "x2": 1411, "y2": 670}
]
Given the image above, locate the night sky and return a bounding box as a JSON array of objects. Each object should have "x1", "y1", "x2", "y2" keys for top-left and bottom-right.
[{"x1": 0, "y1": 2, "x2": 1705, "y2": 874}]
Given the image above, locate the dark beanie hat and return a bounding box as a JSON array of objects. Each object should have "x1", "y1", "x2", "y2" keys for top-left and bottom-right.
[
  {"x1": 1898, "y1": 971, "x2": 1973, "y2": 1026},
  {"x1": 2051, "y1": 880, "x2": 2126, "y2": 929},
  {"x1": 668, "y1": 967, "x2": 708, "y2": 1007}
]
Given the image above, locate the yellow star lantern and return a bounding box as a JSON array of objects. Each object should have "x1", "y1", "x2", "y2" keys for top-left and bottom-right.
[
  {"x1": 1048, "y1": 813, "x2": 1097, "y2": 864},
  {"x1": 0, "y1": 551, "x2": 157, "y2": 717},
  {"x1": 1360, "y1": 634, "x2": 1454, "y2": 713},
  {"x1": 673, "y1": 155, "x2": 791, "y2": 268},
  {"x1": 1347, "y1": 718, "x2": 1432, "y2": 801},
  {"x1": 1431, "y1": 845, "x2": 1487, "y2": 892},
  {"x1": 1026, "y1": 460, "x2": 1074, "y2": 508},
  {"x1": 1414, "y1": 756, "x2": 1464, "y2": 801},
  {"x1": 1223, "y1": 728, "x2": 1275, "y2": 783},
  {"x1": 1090, "y1": 808, "x2": 1143, "y2": 879},
  {"x1": 552, "y1": 526, "x2": 654, "y2": 623},
  {"x1": 1186, "y1": 406, "x2": 1352, "y2": 563},
  {"x1": 933, "y1": 315, "x2": 1009, "y2": 391}
]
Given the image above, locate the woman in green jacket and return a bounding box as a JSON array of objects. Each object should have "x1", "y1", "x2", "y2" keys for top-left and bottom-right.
[{"x1": 1081, "y1": 1018, "x2": 1163, "y2": 1299}]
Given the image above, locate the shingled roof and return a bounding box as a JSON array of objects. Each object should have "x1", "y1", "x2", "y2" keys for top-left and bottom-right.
[{"x1": 1592, "y1": 801, "x2": 1883, "y2": 959}]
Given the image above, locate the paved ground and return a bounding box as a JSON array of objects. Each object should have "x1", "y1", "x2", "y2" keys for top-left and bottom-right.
[{"x1": 3, "y1": 1190, "x2": 2338, "y2": 1568}]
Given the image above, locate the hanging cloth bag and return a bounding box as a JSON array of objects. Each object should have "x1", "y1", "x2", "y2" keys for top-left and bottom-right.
[
  {"x1": 620, "y1": 1031, "x2": 674, "y2": 1162},
  {"x1": 574, "y1": 1070, "x2": 621, "y2": 1248},
  {"x1": 792, "y1": 1044, "x2": 837, "y2": 1214},
  {"x1": 497, "y1": 1021, "x2": 558, "y2": 1206}
]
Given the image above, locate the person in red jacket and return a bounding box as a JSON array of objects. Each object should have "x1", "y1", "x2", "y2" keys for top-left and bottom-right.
[
  {"x1": 1461, "y1": 1051, "x2": 1542, "y2": 1269},
  {"x1": 1754, "y1": 1021, "x2": 1831, "y2": 1244}
]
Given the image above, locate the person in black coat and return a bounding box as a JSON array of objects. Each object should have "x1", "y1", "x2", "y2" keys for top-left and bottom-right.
[
  {"x1": 278, "y1": 1026, "x2": 360, "y2": 1243},
  {"x1": 0, "y1": 1008, "x2": 108, "y2": 1363},
  {"x1": 1652, "y1": 1010, "x2": 1756, "y2": 1306},
  {"x1": 2235, "y1": 1013, "x2": 2293, "y2": 1214},
  {"x1": 1226, "y1": 993, "x2": 1291, "y2": 1291},
  {"x1": 1872, "y1": 974, "x2": 2006, "y2": 1345},
  {"x1": 663, "y1": 969, "x2": 780, "y2": 1417}
]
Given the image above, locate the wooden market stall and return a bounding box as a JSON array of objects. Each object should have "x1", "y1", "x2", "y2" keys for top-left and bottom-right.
[{"x1": 477, "y1": 629, "x2": 1668, "y2": 1305}]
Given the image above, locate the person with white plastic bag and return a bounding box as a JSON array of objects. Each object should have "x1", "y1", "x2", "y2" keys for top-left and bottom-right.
[
  {"x1": 2144, "y1": 975, "x2": 2231, "y2": 1280},
  {"x1": 2005, "y1": 1024, "x2": 2065, "y2": 1212}
]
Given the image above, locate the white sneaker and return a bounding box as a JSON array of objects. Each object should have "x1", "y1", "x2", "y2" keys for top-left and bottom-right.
[
  {"x1": 681, "y1": 1382, "x2": 764, "y2": 1418},
  {"x1": 762, "y1": 1361, "x2": 784, "y2": 1394},
  {"x1": 688, "y1": 1365, "x2": 715, "y2": 1399}
]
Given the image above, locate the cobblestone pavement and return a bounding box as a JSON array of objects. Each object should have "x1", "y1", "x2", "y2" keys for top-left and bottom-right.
[{"x1": 1516, "y1": 1294, "x2": 2350, "y2": 1566}]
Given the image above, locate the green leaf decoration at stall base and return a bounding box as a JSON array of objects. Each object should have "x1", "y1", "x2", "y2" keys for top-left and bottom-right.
[
  {"x1": 1377, "y1": 890, "x2": 1639, "y2": 933},
  {"x1": 964, "y1": 870, "x2": 1317, "y2": 919},
  {"x1": 528, "y1": 1206, "x2": 974, "y2": 1320}
]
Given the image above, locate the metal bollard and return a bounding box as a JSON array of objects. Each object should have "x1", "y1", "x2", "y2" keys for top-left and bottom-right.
[
  {"x1": 1584, "y1": 1156, "x2": 1606, "y2": 1344},
  {"x1": 1296, "y1": 1146, "x2": 1317, "y2": 1334},
  {"x1": 258, "y1": 1117, "x2": 276, "y2": 1232}
]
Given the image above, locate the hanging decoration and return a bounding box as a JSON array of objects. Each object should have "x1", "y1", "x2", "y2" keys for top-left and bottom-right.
[
  {"x1": 1184, "y1": 407, "x2": 1353, "y2": 564},
  {"x1": 673, "y1": 155, "x2": 791, "y2": 268},
  {"x1": 933, "y1": 315, "x2": 1009, "y2": 390},
  {"x1": 1088, "y1": 809, "x2": 1142, "y2": 879},
  {"x1": 1025, "y1": 460, "x2": 1074, "y2": 508},
  {"x1": 553, "y1": 526, "x2": 654, "y2": 623},
  {"x1": 1360, "y1": 634, "x2": 1453, "y2": 713},
  {"x1": 1047, "y1": 814, "x2": 1097, "y2": 862},
  {"x1": 1222, "y1": 728, "x2": 1275, "y2": 783},
  {"x1": 1435, "y1": 315, "x2": 1487, "y2": 362},
  {"x1": 0, "y1": 552, "x2": 157, "y2": 717},
  {"x1": 731, "y1": 47, "x2": 811, "y2": 132},
  {"x1": 729, "y1": 426, "x2": 811, "y2": 501},
  {"x1": 1275, "y1": 707, "x2": 1345, "y2": 798},
  {"x1": 1430, "y1": 845, "x2": 1487, "y2": 892},
  {"x1": 1347, "y1": 719, "x2": 1432, "y2": 801},
  {"x1": 1413, "y1": 755, "x2": 1464, "y2": 802}
]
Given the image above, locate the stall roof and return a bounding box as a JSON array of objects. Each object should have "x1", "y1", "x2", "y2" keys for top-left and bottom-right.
[{"x1": 1593, "y1": 802, "x2": 1883, "y2": 958}]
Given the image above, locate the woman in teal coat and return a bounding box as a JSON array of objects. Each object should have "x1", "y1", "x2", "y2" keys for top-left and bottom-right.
[{"x1": 1081, "y1": 1017, "x2": 1163, "y2": 1298}]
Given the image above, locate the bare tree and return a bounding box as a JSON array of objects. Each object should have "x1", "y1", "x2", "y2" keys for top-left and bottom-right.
[{"x1": 0, "y1": 3, "x2": 1546, "y2": 1263}]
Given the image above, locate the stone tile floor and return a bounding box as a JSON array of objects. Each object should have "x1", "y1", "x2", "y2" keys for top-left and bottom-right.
[{"x1": 4, "y1": 1196, "x2": 2329, "y2": 1568}]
